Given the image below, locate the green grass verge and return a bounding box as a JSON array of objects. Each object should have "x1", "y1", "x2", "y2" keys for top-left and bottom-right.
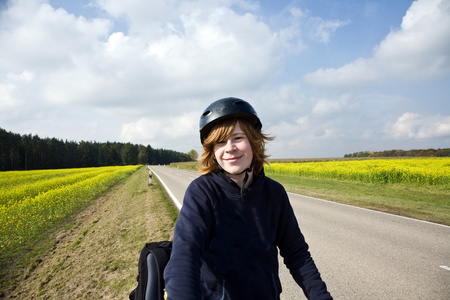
[
  {"x1": 267, "y1": 173, "x2": 449, "y2": 226},
  {"x1": 152, "y1": 177, "x2": 179, "y2": 224}
]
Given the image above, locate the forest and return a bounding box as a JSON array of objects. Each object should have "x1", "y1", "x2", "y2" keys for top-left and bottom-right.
[
  {"x1": 0, "y1": 127, "x2": 194, "y2": 171},
  {"x1": 344, "y1": 148, "x2": 450, "y2": 158}
]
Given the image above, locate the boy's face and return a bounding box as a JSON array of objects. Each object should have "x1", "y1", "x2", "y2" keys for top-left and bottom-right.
[{"x1": 214, "y1": 121, "x2": 253, "y2": 176}]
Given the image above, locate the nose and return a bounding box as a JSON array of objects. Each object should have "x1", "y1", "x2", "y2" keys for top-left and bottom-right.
[{"x1": 225, "y1": 139, "x2": 235, "y2": 152}]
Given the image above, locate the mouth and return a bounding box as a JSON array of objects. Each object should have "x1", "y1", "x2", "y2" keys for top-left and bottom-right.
[{"x1": 223, "y1": 156, "x2": 242, "y2": 162}]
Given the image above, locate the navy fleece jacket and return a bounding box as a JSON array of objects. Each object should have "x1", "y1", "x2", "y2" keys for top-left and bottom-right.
[{"x1": 164, "y1": 171, "x2": 332, "y2": 299}]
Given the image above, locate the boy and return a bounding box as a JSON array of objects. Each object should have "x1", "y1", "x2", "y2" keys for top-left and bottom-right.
[{"x1": 164, "y1": 97, "x2": 332, "y2": 299}]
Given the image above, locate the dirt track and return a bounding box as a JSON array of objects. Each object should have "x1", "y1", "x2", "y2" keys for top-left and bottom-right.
[{"x1": 2, "y1": 167, "x2": 176, "y2": 299}]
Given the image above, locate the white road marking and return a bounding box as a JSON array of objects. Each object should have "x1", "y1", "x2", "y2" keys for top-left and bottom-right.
[
  {"x1": 439, "y1": 265, "x2": 450, "y2": 271},
  {"x1": 287, "y1": 192, "x2": 450, "y2": 229},
  {"x1": 150, "y1": 168, "x2": 182, "y2": 210}
]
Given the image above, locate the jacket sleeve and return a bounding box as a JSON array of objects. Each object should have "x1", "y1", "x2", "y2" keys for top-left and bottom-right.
[
  {"x1": 163, "y1": 180, "x2": 213, "y2": 300},
  {"x1": 276, "y1": 191, "x2": 333, "y2": 300}
]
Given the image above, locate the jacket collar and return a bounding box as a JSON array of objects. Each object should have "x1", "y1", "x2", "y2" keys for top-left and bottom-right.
[{"x1": 210, "y1": 169, "x2": 265, "y2": 202}]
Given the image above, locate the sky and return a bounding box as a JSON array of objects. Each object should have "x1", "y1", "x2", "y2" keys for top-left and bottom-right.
[{"x1": 1, "y1": 0, "x2": 449, "y2": 158}]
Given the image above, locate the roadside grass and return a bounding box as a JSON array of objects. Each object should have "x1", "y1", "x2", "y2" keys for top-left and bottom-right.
[
  {"x1": 0, "y1": 166, "x2": 178, "y2": 299},
  {"x1": 154, "y1": 176, "x2": 179, "y2": 225},
  {"x1": 170, "y1": 161, "x2": 450, "y2": 226},
  {"x1": 171, "y1": 161, "x2": 202, "y2": 171},
  {"x1": 266, "y1": 174, "x2": 449, "y2": 226}
]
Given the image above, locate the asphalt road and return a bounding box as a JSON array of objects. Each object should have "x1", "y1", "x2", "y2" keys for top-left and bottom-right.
[{"x1": 149, "y1": 165, "x2": 450, "y2": 299}]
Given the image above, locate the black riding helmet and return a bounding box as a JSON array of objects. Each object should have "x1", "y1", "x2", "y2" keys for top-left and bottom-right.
[{"x1": 199, "y1": 97, "x2": 262, "y2": 145}]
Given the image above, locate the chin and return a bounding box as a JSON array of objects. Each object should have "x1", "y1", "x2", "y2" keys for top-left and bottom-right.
[{"x1": 226, "y1": 166, "x2": 246, "y2": 175}]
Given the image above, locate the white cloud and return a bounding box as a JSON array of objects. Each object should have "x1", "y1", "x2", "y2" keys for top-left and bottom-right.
[
  {"x1": 274, "y1": 7, "x2": 349, "y2": 54},
  {"x1": 0, "y1": 0, "x2": 111, "y2": 72},
  {"x1": 0, "y1": 70, "x2": 40, "y2": 121},
  {"x1": 385, "y1": 112, "x2": 450, "y2": 139},
  {"x1": 303, "y1": 0, "x2": 450, "y2": 88},
  {"x1": 263, "y1": 92, "x2": 355, "y2": 157},
  {"x1": 0, "y1": 0, "x2": 351, "y2": 121},
  {"x1": 1, "y1": 0, "x2": 282, "y2": 102},
  {"x1": 312, "y1": 95, "x2": 349, "y2": 116},
  {"x1": 306, "y1": 16, "x2": 350, "y2": 44},
  {"x1": 121, "y1": 111, "x2": 198, "y2": 147},
  {"x1": 375, "y1": 0, "x2": 450, "y2": 78}
]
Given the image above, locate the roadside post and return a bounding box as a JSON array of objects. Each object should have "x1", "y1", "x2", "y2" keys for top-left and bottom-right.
[{"x1": 148, "y1": 170, "x2": 152, "y2": 185}]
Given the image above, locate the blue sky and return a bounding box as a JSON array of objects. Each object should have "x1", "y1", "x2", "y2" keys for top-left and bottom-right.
[{"x1": 1, "y1": 0, "x2": 449, "y2": 158}]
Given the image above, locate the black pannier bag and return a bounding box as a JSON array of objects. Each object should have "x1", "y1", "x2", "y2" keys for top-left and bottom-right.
[{"x1": 129, "y1": 241, "x2": 172, "y2": 300}]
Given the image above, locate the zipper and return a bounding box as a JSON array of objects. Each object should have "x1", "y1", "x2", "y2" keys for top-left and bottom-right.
[{"x1": 220, "y1": 279, "x2": 226, "y2": 300}]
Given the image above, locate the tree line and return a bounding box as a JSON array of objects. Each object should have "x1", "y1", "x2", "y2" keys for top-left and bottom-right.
[
  {"x1": 344, "y1": 148, "x2": 450, "y2": 158},
  {"x1": 0, "y1": 127, "x2": 194, "y2": 171}
]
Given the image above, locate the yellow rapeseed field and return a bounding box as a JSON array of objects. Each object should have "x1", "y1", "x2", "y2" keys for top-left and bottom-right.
[
  {"x1": 266, "y1": 158, "x2": 449, "y2": 185},
  {"x1": 0, "y1": 165, "x2": 140, "y2": 251}
]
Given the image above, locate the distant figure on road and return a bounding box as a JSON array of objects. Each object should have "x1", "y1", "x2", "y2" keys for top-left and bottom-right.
[{"x1": 164, "y1": 97, "x2": 332, "y2": 299}]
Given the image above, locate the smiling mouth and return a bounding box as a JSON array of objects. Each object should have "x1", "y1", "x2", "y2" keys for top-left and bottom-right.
[{"x1": 224, "y1": 156, "x2": 242, "y2": 162}]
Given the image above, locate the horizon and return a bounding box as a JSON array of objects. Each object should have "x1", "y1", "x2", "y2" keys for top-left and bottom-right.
[{"x1": 2, "y1": 126, "x2": 448, "y2": 161}]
